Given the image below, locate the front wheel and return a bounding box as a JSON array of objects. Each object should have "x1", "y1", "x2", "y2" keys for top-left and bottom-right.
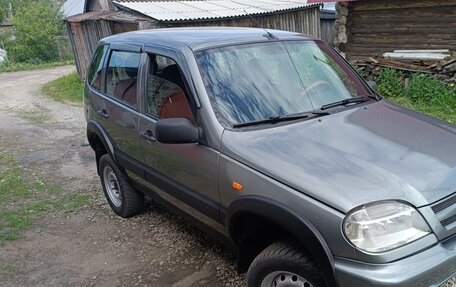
[
  {"x1": 99, "y1": 154, "x2": 144, "y2": 218},
  {"x1": 247, "y1": 242, "x2": 324, "y2": 287}
]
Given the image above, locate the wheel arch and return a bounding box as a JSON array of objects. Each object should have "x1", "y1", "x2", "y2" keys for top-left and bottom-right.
[
  {"x1": 86, "y1": 121, "x2": 117, "y2": 174},
  {"x1": 226, "y1": 196, "x2": 338, "y2": 287}
]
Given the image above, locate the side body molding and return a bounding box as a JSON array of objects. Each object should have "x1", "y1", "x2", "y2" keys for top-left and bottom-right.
[{"x1": 226, "y1": 196, "x2": 338, "y2": 287}]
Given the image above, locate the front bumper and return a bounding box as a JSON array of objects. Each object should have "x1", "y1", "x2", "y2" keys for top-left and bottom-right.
[{"x1": 334, "y1": 234, "x2": 455, "y2": 287}]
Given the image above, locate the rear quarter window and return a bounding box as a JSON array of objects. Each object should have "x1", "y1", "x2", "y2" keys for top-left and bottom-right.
[
  {"x1": 105, "y1": 50, "x2": 141, "y2": 108},
  {"x1": 87, "y1": 45, "x2": 108, "y2": 92}
]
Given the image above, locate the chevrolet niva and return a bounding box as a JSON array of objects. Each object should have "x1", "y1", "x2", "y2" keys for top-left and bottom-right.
[{"x1": 84, "y1": 28, "x2": 455, "y2": 287}]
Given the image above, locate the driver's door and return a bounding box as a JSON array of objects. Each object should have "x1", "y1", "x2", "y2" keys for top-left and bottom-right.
[{"x1": 138, "y1": 51, "x2": 222, "y2": 226}]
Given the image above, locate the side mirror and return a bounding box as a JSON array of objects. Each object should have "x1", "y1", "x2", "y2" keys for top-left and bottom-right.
[
  {"x1": 367, "y1": 80, "x2": 377, "y2": 92},
  {"x1": 155, "y1": 118, "x2": 198, "y2": 144}
]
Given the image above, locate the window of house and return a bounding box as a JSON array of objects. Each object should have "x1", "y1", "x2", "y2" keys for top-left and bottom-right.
[
  {"x1": 105, "y1": 51, "x2": 140, "y2": 108},
  {"x1": 145, "y1": 54, "x2": 195, "y2": 123}
]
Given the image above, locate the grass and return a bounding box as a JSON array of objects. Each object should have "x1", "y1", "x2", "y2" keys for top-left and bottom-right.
[
  {"x1": 41, "y1": 72, "x2": 84, "y2": 105},
  {"x1": 16, "y1": 107, "x2": 49, "y2": 124},
  {"x1": 0, "y1": 60, "x2": 74, "y2": 73},
  {"x1": 0, "y1": 153, "x2": 91, "y2": 242},
  {"x1": 377, "y1": 68, "x2": 456, "y2": 125},
  {"x1": 0, "y1": 263, "x2": 14, "y2": 281}
]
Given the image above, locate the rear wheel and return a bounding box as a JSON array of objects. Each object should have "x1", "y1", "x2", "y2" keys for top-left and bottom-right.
[
  {"x1": 247, "y1": 241, "x2": 324, "y2": 287},
  {"x1": 99, "y1": 154, "x2": 144, "y2": 217}
]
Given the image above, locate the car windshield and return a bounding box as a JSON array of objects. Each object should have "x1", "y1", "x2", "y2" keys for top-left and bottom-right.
[{"x1": 196, "y1": 40, "x2": 374, "y2": 126}]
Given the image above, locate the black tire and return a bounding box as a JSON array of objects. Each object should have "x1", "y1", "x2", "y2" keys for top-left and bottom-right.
[
  {"x1": 99, "y1": 154, "x2": 144, "y2": 218},
  {"x1": 247, "y1": 241, "x2": 324, "y2": 287}
]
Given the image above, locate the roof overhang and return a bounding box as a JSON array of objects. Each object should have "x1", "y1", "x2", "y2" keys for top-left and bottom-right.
[
  {"x1": 113, "y1": 0, "x2": 323, "y2": 23},
  {"x1": 66, "y1": 10, "x2": 150, "y2": 23}
]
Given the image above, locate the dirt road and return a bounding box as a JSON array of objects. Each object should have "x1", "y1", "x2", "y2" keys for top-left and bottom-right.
[{"x1": 0, "y1": 67, "x2": 245, "y2": 287}]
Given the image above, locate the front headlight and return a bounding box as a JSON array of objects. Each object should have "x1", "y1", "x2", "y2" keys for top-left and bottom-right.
[{"x1": 343, "y1": 201, "x2": 431, "y2": 253}]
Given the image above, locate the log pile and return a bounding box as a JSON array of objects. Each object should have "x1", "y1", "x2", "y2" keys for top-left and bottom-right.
[{"x1": 353, "y1": 54, "x2": 456, "y2": 84}]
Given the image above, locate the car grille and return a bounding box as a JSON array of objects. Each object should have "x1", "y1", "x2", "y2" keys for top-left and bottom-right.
[{"x1": 432, "y1": 193, "x2": 456, "y2": 228}]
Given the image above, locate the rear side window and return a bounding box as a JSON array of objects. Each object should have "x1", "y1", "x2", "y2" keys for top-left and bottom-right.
[
  {"x1": 105, "y1": 51, "x2": 141, "y2": 108},
  {"x1": 87, "y1": 45, "x2": 107, "y2": 91}
]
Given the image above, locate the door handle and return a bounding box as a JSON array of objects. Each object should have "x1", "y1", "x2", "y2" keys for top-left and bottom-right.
[
  {"x1": 97, "y1": 109, "x2": 109, "y2": 119},
  {"x1": 140, "y1": 130, "x2": 156, "y2": 143}
]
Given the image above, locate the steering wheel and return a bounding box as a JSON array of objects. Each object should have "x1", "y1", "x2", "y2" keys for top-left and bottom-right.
[{"x1": 299, "y1": 80, "x2": 331, "y2": 99}]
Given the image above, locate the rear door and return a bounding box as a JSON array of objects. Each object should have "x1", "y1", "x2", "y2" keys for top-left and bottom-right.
[
  {"x1": 138, "y1": 49, "x2": 222, "y2": 225},
  {"x1": 90, "y1": 43, "x2": 144, "y2": 176}
]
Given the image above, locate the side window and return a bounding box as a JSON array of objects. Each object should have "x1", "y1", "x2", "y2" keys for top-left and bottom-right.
[
  {"x1": 105, "y1": 50, "x2": 141, "y2": 108},
  {"x1": 87, "y1": 45, "x2": 107, "y2": 91},
  {"x1": 145, "y1": 54, "x2": 195, "y2": 123}
]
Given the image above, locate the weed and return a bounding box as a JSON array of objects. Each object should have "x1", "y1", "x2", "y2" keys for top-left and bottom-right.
[
  {"x1": 18, "y1": 108, "x2": 48, "y2": 124},
  {"x1": 0, "y1": 263, "x2": 14, "y2": 281},
  {"x1": 41, "y1": 72, "x2": 83, "y2": 105},
  {"x1": 0, "y1": 60, "x2": 74, "y2": 73},
  {"x1": 0, "y1": 152, "x2": 91, "y2": 242},
  {"x1": 376, "y1": 68, "x2": 456, "y2": 125},
  {"x1": 0, "y1": 155, "x2": 28, "y2": 204},
  {"x1": 378, "y1": 68, "x2": 405, "y2": 98},
  {"x1": 62, "y1": 193, "x2": 92, "y2": 213},
  {"x1": 0, "y1": 209, "x2": 32, "y2": 241},
  {"x1": 405, "y1": 73, "x2": 454, "y2": 101}
]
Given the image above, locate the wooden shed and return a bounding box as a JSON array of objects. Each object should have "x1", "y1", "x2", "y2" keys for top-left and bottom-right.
[
  {"x1": 335, "y1": 0, "x2": 456, "y2": 60},
  {"x1": 64, "y1": 0, "x2": 324, "y2": 78},
  {"x1": 320, "y1": 5, "x2": 336, "y2": 46}
]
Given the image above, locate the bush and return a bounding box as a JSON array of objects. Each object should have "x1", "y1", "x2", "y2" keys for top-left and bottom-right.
[
  {"x1": 377, "y1": 68, "x2": 405, "y2": 98},
  {"x1": 405, "y1": 73, "x2": 453, "y2": 102},
  {"x1": 8, "y1": 0, "x2": 63, "y2": 63},
  {"x1": 376, "y1": 67, "x2": 456, "y2": 124},
  {"x1": 0, "y1": 7, "x2": 4, "y2": 25}
]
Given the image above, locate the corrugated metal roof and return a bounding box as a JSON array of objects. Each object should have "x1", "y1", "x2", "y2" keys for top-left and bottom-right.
[
  {"x1": 61, "y1": 0, "x2": 87, "y2": 19},
  {"x1": 113, "y1": 0, "x2": 321, "y2": 22}
]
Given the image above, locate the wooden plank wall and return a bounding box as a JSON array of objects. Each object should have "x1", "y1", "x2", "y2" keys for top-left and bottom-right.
[
  {"x1": 321, "y1": 19, "x2": 336, "y2": 45},
  {"x1": 160, "y1": 8, "x2": 321, "y2": 39},
  {"x1": 68, "y1": 19, "x2": 140, "y2": 78},
  {"x1": 340, "y1": 0, "x2": 456, "y2": 60}
]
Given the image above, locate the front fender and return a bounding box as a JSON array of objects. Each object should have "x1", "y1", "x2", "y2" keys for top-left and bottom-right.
[{"x1": 226, "y1": 195, "x2": 338, "y2": 287}]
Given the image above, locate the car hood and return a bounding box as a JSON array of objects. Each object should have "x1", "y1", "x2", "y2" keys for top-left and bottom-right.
[{"x1": 221, "y1": 101, "x2": 456, "y2": 213}]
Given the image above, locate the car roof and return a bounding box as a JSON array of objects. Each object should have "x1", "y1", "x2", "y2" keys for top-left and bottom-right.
[{"x1": 101, "y1": 27, "x2": 317, "y2": 51}]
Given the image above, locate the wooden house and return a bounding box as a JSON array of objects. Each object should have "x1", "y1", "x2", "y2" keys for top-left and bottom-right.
[{"x1": 335, "y1": 0, "x2": 456, "y2": 60}]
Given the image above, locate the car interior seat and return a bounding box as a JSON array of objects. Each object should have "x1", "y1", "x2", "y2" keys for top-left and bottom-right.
[
  {"x1": 114, "y1": 56, "x2": 138, "y2": 107},
  {"x1": 157, "y1": 64, "x2": 194, "y2": 123}
]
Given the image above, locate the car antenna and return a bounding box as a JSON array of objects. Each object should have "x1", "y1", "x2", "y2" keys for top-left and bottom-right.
[{"x1": 243, "y1": 10, "x2": 278, "y2": 40}]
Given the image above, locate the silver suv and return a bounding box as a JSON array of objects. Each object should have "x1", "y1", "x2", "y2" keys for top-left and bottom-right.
[{"x1": 84, "y1": 28, "x2": 455, "y2": 287}]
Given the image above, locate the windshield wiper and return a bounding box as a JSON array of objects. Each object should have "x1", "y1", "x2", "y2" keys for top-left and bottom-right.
[
  {"x1": 232, "y1": 111, "x2": 329, "y2": 128},
  {"x1": 320, "y1": 96, "x2": 369, "y2": 111}
]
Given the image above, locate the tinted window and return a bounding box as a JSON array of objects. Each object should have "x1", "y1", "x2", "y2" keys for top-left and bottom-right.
[
  {"x1": 105, "y1": 51, "x2": 140, "y2": 108},
  {"x1": 145, "y1": 55, "x2": 195, "y2": 123},
  {"x1": 87, "y1": 45, "x2": 107, "y2": 91}
]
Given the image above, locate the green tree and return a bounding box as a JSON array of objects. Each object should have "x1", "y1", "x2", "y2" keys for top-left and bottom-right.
[
  {"x1": 0, "y1": 0, "x2": 32, "y2": 16},
  {"x1": 10, "y1": 0, "x2": 63, "y2": 62},
  {"x1": 0, "y1": 7, "x2": 4, "y2": 25}
]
